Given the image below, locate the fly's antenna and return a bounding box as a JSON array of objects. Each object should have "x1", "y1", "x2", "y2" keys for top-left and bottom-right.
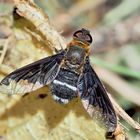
[{"x1": 81, "y1": 28, "x2": 90, "y2": 35}]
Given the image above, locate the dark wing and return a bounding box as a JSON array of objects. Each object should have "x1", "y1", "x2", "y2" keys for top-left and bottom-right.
[
  {"x1": 77, "y1": 57, "x2": 117, "y2": 134},
  {"x1": 0, "y1": 50, "x2": 65, "y2": 95}
]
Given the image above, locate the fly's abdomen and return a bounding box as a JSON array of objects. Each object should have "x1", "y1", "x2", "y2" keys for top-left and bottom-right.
[{"x1": 50, "y1": 68, "x2": 79, "y2": 104}]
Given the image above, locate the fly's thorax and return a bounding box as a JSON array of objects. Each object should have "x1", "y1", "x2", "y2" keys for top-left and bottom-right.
[{"x1": 65, "y1": 45, "x2": 87, "y2": 69}]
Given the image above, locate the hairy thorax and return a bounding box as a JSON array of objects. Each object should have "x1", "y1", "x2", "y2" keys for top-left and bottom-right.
[{"x1": 65, "y1": 45, "x2": 86, "y2": 70}]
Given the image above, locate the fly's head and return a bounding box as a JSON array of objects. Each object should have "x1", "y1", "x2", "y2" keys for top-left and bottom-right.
[
  {"x1": 72, "y1": 28, "x2": 92, "y2": 51},
  {"x1": 73, "y1": 28, "x2": 92, "y2": 44}
]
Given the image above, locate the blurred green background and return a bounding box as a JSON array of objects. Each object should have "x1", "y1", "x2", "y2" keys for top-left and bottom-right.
[{"x1": 0, "y1": 0, "x2": 140, "y2": 140}]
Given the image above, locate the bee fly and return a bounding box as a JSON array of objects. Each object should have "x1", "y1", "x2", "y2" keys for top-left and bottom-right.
[{"x1": 0, "y1": 28, "x2": 117, "y2": 138}]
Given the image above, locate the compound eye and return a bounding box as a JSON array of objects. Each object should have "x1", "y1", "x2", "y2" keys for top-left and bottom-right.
[
  {"x1": 74, "y1": 31, "x2": 82, "y2": 38},
  {"x1": 85, "y1": 34, "x2": 92, "y2": 44},
  {"x1": 85, "y1": 35, "x2": 90, "y2": 42}
]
